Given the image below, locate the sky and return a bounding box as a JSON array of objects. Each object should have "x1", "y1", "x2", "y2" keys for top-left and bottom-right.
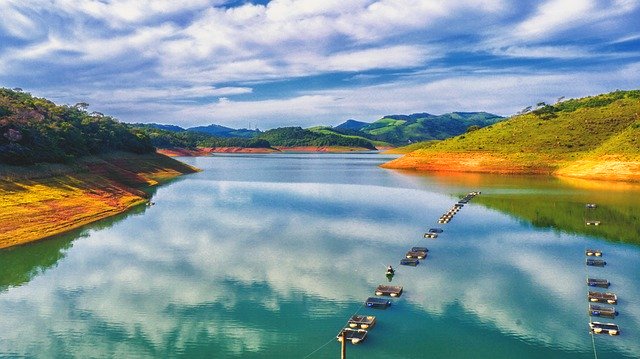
[{"x1": 1, "y1": 0, "x2": 639, "y2": 129}]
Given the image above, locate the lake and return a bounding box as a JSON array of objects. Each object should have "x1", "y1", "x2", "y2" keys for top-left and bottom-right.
[{"x1": 1, "y1": 153, "x2": 639, "y2": 358}]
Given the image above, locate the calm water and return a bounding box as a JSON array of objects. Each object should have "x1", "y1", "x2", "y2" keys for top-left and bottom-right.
[{"x1": 1, "y1": 153, "x2": 639, "y2": 358}]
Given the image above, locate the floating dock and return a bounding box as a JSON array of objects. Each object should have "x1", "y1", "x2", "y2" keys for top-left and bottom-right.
[
  {"x1": 337, "y1": 328, "x2": 368, "y2": 344},
  {"x1": 586, "y1": 221, "x2": 601, "y2": 226},
  {"x1": 348, "y1": 315, "x2": 376, "y2": 329},
  {"x1": 585, "y1": 249, "x2": 602, "y2": 257},
  {"x1": 587, "y1": 278, "x2": 610, "y2": 288},
  {"x1": 400, "y1": 258, "x2": 419, "y2": 266},
  {"x1": 589, "y1": 304, "x2": 618, "y2": 318},
  {"x1": 411, "y1": 246, "x2": 429, "y2": 253},
  {"x1": 588, "y1": 291, "x2": 617, "y2": 304},
  {"x1": 365, "y1": 297, "x2": 391, "y2": 309},
  {"x1": 375, "y1": 285, "x2": 403, "y2": 297},
  {"x1": 424, "y1": 232, "x2": 438, "y2": 238},
  {"x1": 589, "y1": 321, "x2": 620, "y2": 335},
  {"x1": 586, "y1": 258, "x2": 606, "y2": 267},
  {"x1": 428, "y1": 228, "x2": 443, "y2": 233},
  {"x1": 586, "y1": 203, "x2": 597, "y2": 209},
  {"x1": 406, "y1": 250, "x2": 427, "y2": 259}
]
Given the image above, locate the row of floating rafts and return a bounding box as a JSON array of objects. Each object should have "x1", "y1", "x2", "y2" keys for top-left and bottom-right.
[
  {"x1": 337, "y1": 192, "x2": 480, "y2": 345},
  {"x1": 437, "y1": 192, "x2": 480, "y2": 224},
  {"x1": 585, "y1": 203, "x2": 601, "y2": 225},
  {"x1": 583, "y1": 239, "x2": 620, "y2": 336}
]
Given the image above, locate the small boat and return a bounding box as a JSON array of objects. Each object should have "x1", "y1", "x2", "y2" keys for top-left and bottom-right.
[
  {"x1": 411, "y1": 246, "x2": 429, "y2": 253},
  {"x1": 337, "y1": 328, "x2": 368, "y2": 344},
  {"x1": 586, "y1": 203, "x2": 597, "y2": 209},
  {"x1": 589, "y1": 321, "x2": 620, "y2": 336},
  {"x1": 375, "y1": 284, "x2": 403, "y2": 297},
  {"x1": 365, "y1": 297, "x2": 391, "y2": 309},
  {"x1": 348, "y1": 315, "x2": 376, "y2": 329},
  {"x1": 428, "y1": 228, "x2": 443, "y2": 233},
  {"x1": 586, "y1": 258, "x2": 606, "y2": 267},
  {"x1": 406, "y1": 251, "x2": 427, "y2": 259},
  {"x1": 587, "y1": 278, "x2": 610, "y2": 288},
  {"x1": 588, "y1": 291, "x2": 617, "y2": 304},
  {"x1": 400, "y1": 258, "x2": 419, "y2": 266},
  {"x1": 589, "y1": 304, "x2": 617, "y2": 318},
  {"x1": 585, "y1": 249, "x2": 602, "y2": 257}
]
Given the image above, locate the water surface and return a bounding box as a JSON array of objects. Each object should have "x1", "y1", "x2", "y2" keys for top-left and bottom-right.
[{"x1": 1, "y1": 153, "x2": 639, "y2": 358}]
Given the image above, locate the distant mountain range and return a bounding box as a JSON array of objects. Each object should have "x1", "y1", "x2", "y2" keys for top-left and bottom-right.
[{"x1": 139, "y1": 111, "x2": 504, "y2": 147}]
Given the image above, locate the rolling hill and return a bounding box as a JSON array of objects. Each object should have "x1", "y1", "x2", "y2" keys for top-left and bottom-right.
[{"x1": 382, "y1": 89, "x2": 640, "y2": 182}]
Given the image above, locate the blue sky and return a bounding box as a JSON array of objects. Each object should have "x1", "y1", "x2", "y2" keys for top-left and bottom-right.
[{"x1": 1, "y1": 0, "x2": 639, "y2": 129}]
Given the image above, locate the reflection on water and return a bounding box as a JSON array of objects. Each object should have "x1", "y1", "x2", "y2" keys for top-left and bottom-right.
[{"x1": 1, "y1": 154, "x2": 639, "y2": 358}]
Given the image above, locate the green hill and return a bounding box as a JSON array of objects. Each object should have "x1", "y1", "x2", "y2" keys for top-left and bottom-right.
[
  {"x1": 0, "y1": 88, "x2": 154, "y2": 165},
  {"x1": 359, "y1": 112, "x2": 503, "y2": 145},
  {"x1": 257, "y1": 127, "x2": 377, "y2": 149},
  {"x1": 383, "y1": 90, "x2": 640, "y2": 182},
  {"x1": 308, "y1": 126, "x2": 392, "y2": 148}
]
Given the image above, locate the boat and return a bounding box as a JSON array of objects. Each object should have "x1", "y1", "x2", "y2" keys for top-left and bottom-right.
[
  {"x1": 400, "y1": 258, "x2": 419, "y2": 266},
  {"x1": 365, "y1": 297, "x2": 391, "y2": 309},
  {"x1": 337, "y1": 328, "x2": 368, "y2": 344},
  {"x1": 428, "y1": 228, "x2": 443, "y2": 233},
  {"x1": 585, "y1": 249, "x2": 602, "y2": 257},
  {"x1": 347, "y1": 315, "x2": 376, "y2": 329},
  {"x1": 375, "y1": 284, "x2": 403, "y2": 297},
  {"x1": 589, "y1": 321, "x2": 620, "y2": 335},
  {"x1": 587, "y1": 278, "x2": 610, "y2": 288},
  {"x1": 411, "y1": 246, "x2": 429, "y2": 252},
  {"x1": 589, "y1": 304, "x2": 617, "y2": 318},
  {"x1": 588, "y1": 291, "x2": 617, "y2": 304},
  {"x1": 586, "y1": 258, "x2": 606, "y2": 267},
  {"x1": 406, "y1": 250, "x2": 427, "y2": 259}
]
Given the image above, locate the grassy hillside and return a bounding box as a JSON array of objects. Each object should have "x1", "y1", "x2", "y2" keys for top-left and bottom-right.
[
  {"x1": 257, "y1": 127, "x2": 377, "y2": 149},
  {"x1": 308, "y1": 126, "x2": 392, "y2": 148},
  {"x1": 360, "y1": 112, "x2": 503, "y2": 145},
  {"x1": 383, "y1": 90, "x2": 640, "y2": 181}
]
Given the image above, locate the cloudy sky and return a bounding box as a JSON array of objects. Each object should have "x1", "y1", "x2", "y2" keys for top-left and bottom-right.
[{"x1": 1, "y1": 0, "x2": 639, "y2": 129}]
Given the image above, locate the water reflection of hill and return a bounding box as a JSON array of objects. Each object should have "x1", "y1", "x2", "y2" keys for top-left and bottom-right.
[{"x1": 0, "y1": 203, "x2": 150, "y2": 291}]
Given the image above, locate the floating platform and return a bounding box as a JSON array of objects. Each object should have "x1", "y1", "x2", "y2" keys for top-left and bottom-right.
[
  {"x1": 365, "y1": 297, "x2": 391, "y2": 309},
  {"x1": 411, "y1": 246, "x2": 429, "y2": 253},
  {"x1": 586, "y1": 203, "x2": 597, "y2": 209},
  {"x1": 586, "y1": 258, "x2": 606, "y2": 267},
  {"x1": 438, "y1": 218, "x2": 451, "y2": 224},
  {"x1": 400, "y1": 258, "x2": 419, "y2": 266},
  {"x1": 587, "y1": 278, "x2": 610, "y2": 288},
  {"x1": 428, "y1": 228, "x2": 443, "y2": 234},
  {"x1": 586, "y1": 221, "x2": 601, "y2": 226},
  {"x1": 348, "y1": 315, "x2": 376, "y2": 329},
  {"x1": 585, "y1": 249, "x2": 602, "y2": 257},
  {"x1": 589, "y1": 304, "x2": 618, "y2": 318},
  {"x1": 337, "y1": 328, "x2": 368, "y2": 344},
  {"x1": 589, "y1": 321, "x2": 620, "y2": 336},
  {"x1": 406, "y1": 250, "x2": 427, "y2": 259},
  {"x1": 424, "y1": 232, "x2": 438, "y2": 238},
  {"x1": 588, "y1": 291, "x2": 617, "y2": 304},
  {"x1": 375, "y1": 285, "x2": 403, "y2": 297}
]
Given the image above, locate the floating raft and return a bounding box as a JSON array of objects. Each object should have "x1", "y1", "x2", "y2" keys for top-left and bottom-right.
[
  {"x1": 337, "y1": 328, "x2": 368, "y2": 344},
  {"x1": 586, "y1": 258, "x2": 606, "y2": 267},
  {"x1": 375, "y1": 285, "x2": 403, "y2": 297},
  {"x1": 589, "y1": 304, "x2": 618, "y2": 318},
  {"x1": 586, "y1": 221, "x2": 601, "y2": 226},
  {"x1": 588, "y1": 291, "x2": 617, "y2": 304},
  {"x1": 589, "y1": 321, "x2": 620, "y2": 336},
  {"x1": 587, "y1": 278, "x2": 610, "y2": 288},
  {"x1": 400, "y1": 258, "x2": 419, "y2": 266},
  {"x1": 428, "y1": 228, "x2": 443, "y2": 234},
  {"x1": 411, "y1": 246, "x2": 429, "y2": 253},
  {"x1": 365, "y1": 297, "x2": 391, "y2": 309},
  {"x1": 406, "y1": 250, "x2": 427, "y2": 259},
  {"x1": 585, "y1": 249, "x2": 602, "y2": 257},
  {"x1": 586, "y1": 203, "x2": 597, "y2": 209},
  {"x1": 424, "y1": 232, "x2": 438, "y2": 239},
  {"x1": 348, "y1": 315, "x2": 376, "y2": 329}
]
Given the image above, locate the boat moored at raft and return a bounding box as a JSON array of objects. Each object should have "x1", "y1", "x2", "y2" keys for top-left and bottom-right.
[
  {"x1": 589, "y1": 304, "x2": 618, "y2": 318},
  {"x1": 400, "y1": 258, "x2": 419, "y2": 266},
  {"x1": 586, "y1": 258, "x2": 606, "y2": 267},
  {"x1": 365, "y1": 297, "x2": 391, "y2": 309},
  {"x1": 587, "y1": 278, "x2": 610, "y2": 288}
]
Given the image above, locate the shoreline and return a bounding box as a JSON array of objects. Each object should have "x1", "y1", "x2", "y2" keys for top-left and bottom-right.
[
  {"x1": 0, "y1": 152, "x2": 199, "y2": 250},
  {"x1": 157, "y1": 146, "x2": 378, "y2": 156}
]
